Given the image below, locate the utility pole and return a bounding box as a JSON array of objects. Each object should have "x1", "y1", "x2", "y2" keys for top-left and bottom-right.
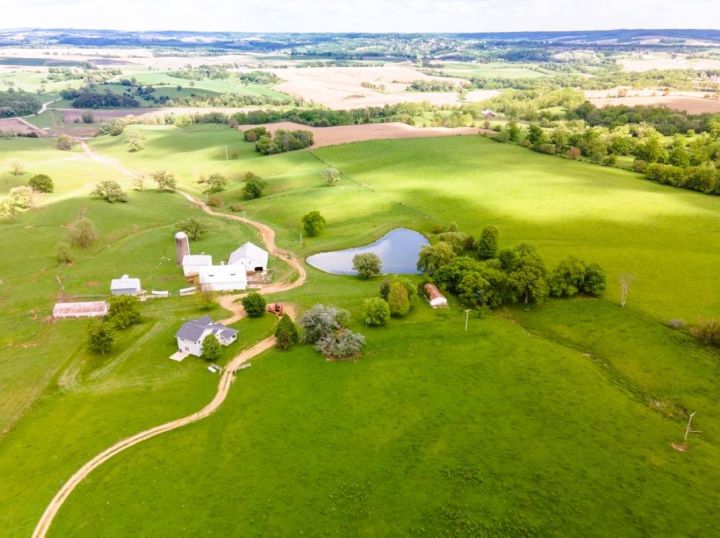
[
  {"x1": 464, "y1": 309, "x2": 471, "y2": 331},
  {"x1": 225, "y1": 145, "x2": 229, "y2": 161},
  {"x1": 298, "y1": 232, "x2": 303, "y2": 247}
]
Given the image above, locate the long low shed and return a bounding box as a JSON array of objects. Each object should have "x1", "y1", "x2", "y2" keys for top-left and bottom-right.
[{"x1": 53, "y1": 301, "x2": 109, "y2": 319}]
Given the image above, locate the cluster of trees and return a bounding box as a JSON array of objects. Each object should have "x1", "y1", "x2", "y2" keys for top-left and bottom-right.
[
  {"x1": 61, "y1": 88, "x2": 140, "y2": 109},
  {"x1": 238, "y1": 71, "x2": 281, "y2": 85},
  {"x1": 228, "y1": 104, "x2": 424, "y2": 128},
  {"x1": 363, "y1": 278, "x2": 417, "y2": 327},
  {"x1": 0, "y1": 90, "x2": 41, "y2": 117},
  {"x1": 253, "y1": 129, "x2": 314, "y2": 155},
  {"x1": 299, "y1": 304, "x2": 365, "y2": 360},
  {"x1": 418, "y1": 225, "x2": 606, "y2": 308},
  {"x1": 570, "y1": 102, "x2": 720, "y2": 136},
  {"x1": 407, "y1": 80, "x2": 466, "y2": 92},
  {"x1": 167, "y1": 64, "x2": 232, "y2": 80},
  {"x1": 499, "y1": 119, "x2": 720, "y2": 195},
  {"x1": 87, "y1": 296, "x2": 142, "y2": 354}
]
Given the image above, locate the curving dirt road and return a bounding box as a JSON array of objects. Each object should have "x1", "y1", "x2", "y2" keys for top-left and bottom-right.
[{"x1": 32, "y1": 192, "x2": 306, "y2": 538}]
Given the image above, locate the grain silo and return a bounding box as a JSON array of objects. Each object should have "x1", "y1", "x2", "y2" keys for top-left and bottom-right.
[{"x1": 175, "y1": 231, "x2": 190, "y2": 264}]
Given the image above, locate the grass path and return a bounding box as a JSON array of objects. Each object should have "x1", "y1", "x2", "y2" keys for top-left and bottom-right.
[{"x1": 32, "y1": 151, "x2": 307, "y2": 537}]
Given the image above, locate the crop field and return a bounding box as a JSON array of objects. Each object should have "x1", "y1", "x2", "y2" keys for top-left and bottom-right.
[
  {"x1": 435, "y1": 61, "x2": 550, "y2": 79},
  {"x1": 0, "y1": 124, "x2": 719, "y2": 536}
]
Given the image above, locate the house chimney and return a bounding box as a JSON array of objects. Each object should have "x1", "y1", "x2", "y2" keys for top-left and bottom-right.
[{"x1": 175, "y1": 231, "x2": 190, "y2": 264}]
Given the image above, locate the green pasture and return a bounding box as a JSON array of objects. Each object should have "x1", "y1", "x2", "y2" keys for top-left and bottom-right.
[{"x1": 0, "y1": 127, "x2": 719, "y2": 536}]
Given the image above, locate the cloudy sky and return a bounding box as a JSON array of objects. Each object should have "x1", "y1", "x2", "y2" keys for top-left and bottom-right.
[{"x1": 3, "y1": 0, "x2": 719, "y2": 33}]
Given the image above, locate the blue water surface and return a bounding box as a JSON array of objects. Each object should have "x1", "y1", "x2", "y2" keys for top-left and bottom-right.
[{"x1": 306, "y1": 228, "x2": 429, "y2": 275}]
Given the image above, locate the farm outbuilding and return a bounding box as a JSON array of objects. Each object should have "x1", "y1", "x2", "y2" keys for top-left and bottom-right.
[
  {"x1": 198, "y1": 264, "x2": 248, "y2": 292},
  {"x1": 111, "y1": 274, "x2": 142, "y2": 296},
  {"x1": 228, "y1": 242, "x2": 269, "y2": 273},
  {"x1": 424, "y1": 283, "x2": 448, "y2": 308},
  {"x1": 182, "y1": 254, "x2": 213, "y2": 277},
  {"x1": 53, "y1": 301, "x2": 109, "y2": 319},
  {"x1": 175, "y1": 316, "x2": 238, "y2": 357}
]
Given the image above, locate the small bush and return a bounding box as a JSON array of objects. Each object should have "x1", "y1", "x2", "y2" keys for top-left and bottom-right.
[
  {"x1": 275, "y1": 314, "x2": 299, "y2": 350},
  {"x1": 363, "y1": 297, "x2": 390, "y2": 327},
  {"x1": 29, "y1": 174, "x2": 54, "y2": 193},
  {"x1": 316, "y1": 329, "x2": 365, "y2": 360},
  {"x1": 229, "y1": 203, "x2": 243, "y2": 212},
  {"x1": 207, "y1": 195, "x2": 223, "y2": 208},
  {"x1": 57, "y1": 242, "x2": 73, "y2": 264},
  {"x1": 242, "y1": 292, "x2": 266, "y2": 318}
]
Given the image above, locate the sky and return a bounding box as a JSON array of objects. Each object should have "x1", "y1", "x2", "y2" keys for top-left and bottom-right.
[{"x1": 2, "y1": 0, "x2": 720, "y2": 33}]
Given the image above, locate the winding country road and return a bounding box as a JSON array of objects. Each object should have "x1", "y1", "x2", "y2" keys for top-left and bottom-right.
[{"x1": 32, "y1": 173, "x2": 307, "y2": 538}]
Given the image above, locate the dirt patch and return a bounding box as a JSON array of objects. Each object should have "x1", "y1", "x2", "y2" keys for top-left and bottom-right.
[
  {"x1": 0, "y1": 117, "x2": 45, "y2": 136},
  {"x1": 236, "y1": 121, "x2": 484, "y2": 148},
  {"x1": 585, "y1": 89, "x2": 720, "y2": 114}
]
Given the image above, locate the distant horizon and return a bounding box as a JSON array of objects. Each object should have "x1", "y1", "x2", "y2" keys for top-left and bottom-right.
[
  {"x1": 1, "y1": 27, "x2": 719, "y2": 36},
  {"x1": 3, "y1": 0, "x2": 720, "y2": 34}
]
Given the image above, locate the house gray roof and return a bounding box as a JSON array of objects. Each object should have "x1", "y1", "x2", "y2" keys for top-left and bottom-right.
[{"x1": 175, "y1": 317, "x2": 236, "y2": 343}]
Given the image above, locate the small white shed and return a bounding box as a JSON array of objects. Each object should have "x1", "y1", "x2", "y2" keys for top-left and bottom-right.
[
  {"x1": 198, "y1": 264, "x2": 248, "y2": 292},
  {"x1": 182, "y1": 254, "x2": 213, "y2": 277},
  {"x1": 111, "y1": 274, "x2": 142, "y2": 296},
  {"x1": 228, "y1": 242, "x2": 268, "y2": 272},
  {"x1": 424, "y1": 283, "x2": 448, "y2": 308}
]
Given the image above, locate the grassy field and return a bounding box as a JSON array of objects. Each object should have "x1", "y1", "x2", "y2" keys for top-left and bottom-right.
[
  {"x1": 91, "y1": 125, "x2": 720, "y2": 320},
  {"x1": 1, "y1": 127, "x2": 719, "y2": 536}
]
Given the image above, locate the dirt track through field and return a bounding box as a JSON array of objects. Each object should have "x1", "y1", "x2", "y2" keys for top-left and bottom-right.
[{"x1": 32, "y1": 153, "x2": 306, "y2": 538}]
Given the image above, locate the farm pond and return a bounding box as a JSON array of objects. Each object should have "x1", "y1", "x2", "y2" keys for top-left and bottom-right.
[{"x1": 306, "y1": 228, "x2": 429, "y2": 275}]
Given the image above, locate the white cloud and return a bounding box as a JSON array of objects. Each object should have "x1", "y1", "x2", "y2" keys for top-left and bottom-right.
[{"x1": 1, "y1": 0, "x2": 719, "y2": 32}]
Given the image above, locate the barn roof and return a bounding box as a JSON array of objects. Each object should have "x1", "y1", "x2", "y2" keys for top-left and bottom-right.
[
  {"x1": 182, "y1": 254, "x2": 213, "y2": 266},
  {"x1": 111, "y1": 274, "x2": 141, "y2": 291},
  {"x1": 198, "y1": 264, "x2": 248, "y2": 284},
  {"x1": 176, "y1": 316, "x2": 237, "y2": 343},
  {"x1": 228, "y1": 242, "x2": 268, "y2": 267},
  {"x1": 424, "y1": 283, "x2": 446, "y2": 301}
]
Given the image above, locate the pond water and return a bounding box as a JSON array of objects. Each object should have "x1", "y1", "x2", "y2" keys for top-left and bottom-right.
[{"x1": 306, "y1": 228, "x2": 429, "y2": 275}]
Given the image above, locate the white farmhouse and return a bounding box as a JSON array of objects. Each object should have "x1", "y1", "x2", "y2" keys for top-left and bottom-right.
[
  {"x1": 175, "y1": 316, "x2": 238, "y2": 357},
  {"x1": 111, "y1": 274, "x2": 142, "y2": 296},
  {"x1": 198, "y1": 264, "x2": 248, "y2": 292},
  {"x1": 228, "y1": 242, "x2": 268, "y2": 273},
  {"x1": 182, "y1": 254, "x2": 213, "y2": 277}
]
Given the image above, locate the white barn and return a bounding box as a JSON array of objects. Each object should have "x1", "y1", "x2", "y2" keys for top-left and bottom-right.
[
  {"x1": 182, "y1": 254, "x2": 213, "y2": 277},
  {"x1": 111, "y1": 274, "x2": 142, "y2": 296},
  {"x1": 175, "y1": 316, "x2": 238, "y2": 357},
  {"x1": 228, "y1": 242, "x2": 268, "y2": 273},
  {"x1": 198, "y1": 264, "x2": 248, "y2": 292}
]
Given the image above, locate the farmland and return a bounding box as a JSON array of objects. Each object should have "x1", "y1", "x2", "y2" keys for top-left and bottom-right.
[
  {"x1": 0, "y1": 121, "x2": 718, "y2": 536},
  {"x1": 1, "y1": 26, "x2": 720, "y2": 538}
]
